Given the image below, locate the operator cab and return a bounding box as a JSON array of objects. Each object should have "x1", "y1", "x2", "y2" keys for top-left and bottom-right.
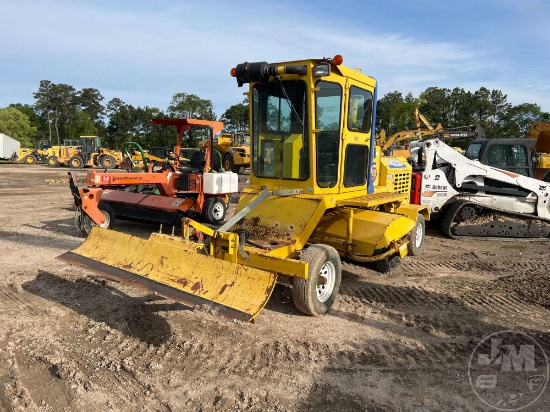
[
  {"x1": 234, "y1": 55, "x2": 377, "y2": 195},
  {"x1": 464, "y1": 138, "x2": 537, "y2": 177}
]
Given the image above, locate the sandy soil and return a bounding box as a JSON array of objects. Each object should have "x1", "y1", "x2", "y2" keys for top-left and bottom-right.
[{"x1": 0, "y1": 163, "x2": 549, "y2": 411}]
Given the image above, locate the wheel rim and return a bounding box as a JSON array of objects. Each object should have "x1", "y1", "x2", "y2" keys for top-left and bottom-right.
[
  {"x1": 98, "y1": 211, "x2": 111, "y2": 228},
  {"x1": 316, "y1": 261, "x2": 336, "y2": 303},
  {"x1": 415, "y1": 221, "x2": 423, "y2": 248},
  {"x1": 212, "y1": 202, "x2": 225, "y2": 220},
  {"x1": 91, "y1": 210, "x2": 111, "y2": 228},
  {"x1": 103, "y1": 158, "x2": 114, "y2": 167},
  {"x1": 26, "y1": 157, "x2": 34, "y2": 164},
  {"x1": 49, "y1": 158, "x2": 56, "y2": 165},
  {"x1": 224, "y1": 159, "x2": 230, "y2": 170},
  {"x1": 72, "y1": 159, "x2": 80, "y2": 167}
]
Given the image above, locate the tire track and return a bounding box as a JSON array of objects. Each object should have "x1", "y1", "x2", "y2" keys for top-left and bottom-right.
[
  {"x1": 399, "y1": 258, "x2": 550, "y2": 275},
  {"x1": 0, "y1": 286, "x2": 45, "y2": 314},
  {"x1": 339, "y1": 284, "x2": 462, "y2": 309},
  {"x1": 461, "y1": 291, "x2": 548, "y2": 319}
]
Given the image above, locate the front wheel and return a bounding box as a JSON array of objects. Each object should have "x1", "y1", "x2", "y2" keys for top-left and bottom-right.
[
  {"x1": 292, "y1": 244, "x2": 342, "y2": 316},
  {"x1": 23, "y1": 154, "x2": 37, "y2": 165},
  {"x1": 203, "y1": 197, "x2": 227, "y2": 224},
  {"x1": 81, "y1": 202, "x2": 115, "y2": 236}
]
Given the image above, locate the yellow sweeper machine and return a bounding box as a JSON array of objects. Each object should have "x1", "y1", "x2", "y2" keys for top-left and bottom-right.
[{"x1": 58, "y1": 55, "x2": 429, "y2": 322}]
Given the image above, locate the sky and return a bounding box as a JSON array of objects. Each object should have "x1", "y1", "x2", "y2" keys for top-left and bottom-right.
[{"x1": 1, "y1": 0, "x2": 550, "y2": 118}]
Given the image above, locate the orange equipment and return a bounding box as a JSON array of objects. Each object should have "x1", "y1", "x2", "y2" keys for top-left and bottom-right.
[{"x1": 70, "y1": 118, "x2": 237, "y2": 235}]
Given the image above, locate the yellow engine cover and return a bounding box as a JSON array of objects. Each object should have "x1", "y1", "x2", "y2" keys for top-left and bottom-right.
[
  {"x1": 311, "y1": 209, "x2": 415, "y2": 257},
  {"x1": 377, "y1": 156, "x2": 412, "y2": 195}
]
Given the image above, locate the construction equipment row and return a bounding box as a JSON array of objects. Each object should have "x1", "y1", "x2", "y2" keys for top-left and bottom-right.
[
  {"x1": 58, "y1": 55, "x2": 430, "y2": 322},
  {"x1": 55, "y1": 54, "x2": 550, "y2": 326}
]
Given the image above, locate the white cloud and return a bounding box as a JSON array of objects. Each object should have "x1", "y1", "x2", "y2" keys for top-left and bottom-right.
[{"x1": 1, "y1": 0, "x2": 549, "y2": 115}]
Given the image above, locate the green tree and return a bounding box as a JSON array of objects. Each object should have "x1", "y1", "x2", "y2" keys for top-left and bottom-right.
[
  {"x1": 33, "y1": 80, "x2": 55, "y2": 141},
  {"x1": 418, "y1": 87, "x2": 452, "y2": 126},
  {"x1": 105, "y1": 98, "x2": 136, "y2": 148},
  {"x1": 105, "y1": 98, "x2": 170, "y2": 149},
  {"x1": 77, "y1": 87, "x2": 106, "y2": 136},
  {"x1": 67, "y1": 111, "x2": 97, "y2": 138},
  {"x1": 447, "y1": 88, "x2": 477, "y2": 128},
  {"x1": 167, "y1": 93, "x2": 216, "y2": 146},
  {"x1": 220, "y1": 98, "x2": 249, "y2": 132},
  {"x1": 0, "y1": 107, "x2": 37, "y2": 147},
  {"x1": 33, "y1": 81, "x2": 78, "y2": 144},
  {"x1": 502, "y1": 103, "x2": 550, "y2": 138},
  {"x1": 9, "y1": 103, "x2": 48, "y2": 143},
  {"x1": 376, "y1": 91, "x2": 417, "y2": 134}
]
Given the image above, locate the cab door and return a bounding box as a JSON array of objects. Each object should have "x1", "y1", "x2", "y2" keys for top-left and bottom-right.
[{"x1": 339, "y1": 79, "x2": 375, "y2": 194}]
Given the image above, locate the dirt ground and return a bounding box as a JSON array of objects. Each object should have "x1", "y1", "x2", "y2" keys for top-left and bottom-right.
[{"x1": 0, "y1": 163, "x2": 549, "y2": 412}]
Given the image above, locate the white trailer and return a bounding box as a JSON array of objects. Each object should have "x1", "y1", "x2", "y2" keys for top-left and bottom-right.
[{"x1": 0, "y1": 133, "x2": 20, "y2": 160}]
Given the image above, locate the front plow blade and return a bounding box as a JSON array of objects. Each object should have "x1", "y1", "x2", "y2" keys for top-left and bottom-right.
[{"x1": 57, "y1": 228, "x2": 277, "y2": 322}]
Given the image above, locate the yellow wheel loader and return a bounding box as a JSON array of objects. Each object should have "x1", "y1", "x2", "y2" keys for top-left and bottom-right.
[
  {"x1": 47, "y1": 136, "x2": 124, "y2": 169},
  {"x1": 57, "y1": 55, "x2": 429, "y2": 322},
  {"x1": 199, "y1": 131, "x2": 251, "y2": 173},
  {"x1": 17, "y1": 141, "x2": 56, "y2": 164}
]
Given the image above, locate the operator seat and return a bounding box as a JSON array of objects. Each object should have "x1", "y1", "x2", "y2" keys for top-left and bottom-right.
[{"x1": 178, "y1": 151, "x2": 206, "y2": 174}]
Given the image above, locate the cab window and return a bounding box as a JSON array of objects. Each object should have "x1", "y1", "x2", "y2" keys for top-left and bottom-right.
[
  {"x1": 464, "y1": 143, "x2": 483, "y2": 160},
  {"x1": 347, "y1": 86, "x2": 373, "y2": 132},
  {"x1": 486, "y1": 144, "x2": 529, "y2": 176},
  {"x1": 344, "y1": 144, "x2": 368, "y2": 187}
]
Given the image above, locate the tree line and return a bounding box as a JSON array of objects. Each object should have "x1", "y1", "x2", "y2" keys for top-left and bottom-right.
[
  {"x1": 377, "y1": 87, "x2": 549, "y2": 141},
  {"x1": 0, "y1": 80, "x2": 548, "y2": 150},
  {"x1": 0, "y1": 80, "x2": 249, "y2": 149}
]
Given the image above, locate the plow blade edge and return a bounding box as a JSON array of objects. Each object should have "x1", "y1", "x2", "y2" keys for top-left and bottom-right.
[{"x1": 57, "y1": 228, "x2": 277, "y2": 322}]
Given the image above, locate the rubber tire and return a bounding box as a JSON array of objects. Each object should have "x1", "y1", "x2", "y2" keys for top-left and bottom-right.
[
  {"x1": 203, "y1": 197, "x2": 227, "y2": 224},
  {"x1": 24, "y1": 155, "x2": 37, "y2": 165},
  {"x1": 211, "y1": 151, "x2": 221, "y2": 172},
  {"x1": 407, "y1": 214, "x2": 425, "y2": 256},
  {"x1": 292, "y1": 244, "x2": 342, "y2": 316},
  {"x1": 81, "y1": 202, "x2": 115, "y2": 236},
  {"x1": 47, "y1": 156, "x2": 59, "y2": 167},
  {"x1": 69, "y1": 156, "x2": 84, "y2": 169},
  {"x1": 373, "y1": 255, "x2": 401, "y2": 274},
  {"x1": 224, "y1": 153, "x2": 239, "y2": 173},
  {"x1": 100, "y1": 154, "x2": 117, "y2": 169}
]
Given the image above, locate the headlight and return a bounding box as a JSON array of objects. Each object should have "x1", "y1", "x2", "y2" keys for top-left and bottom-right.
[{"x1": 313, "y1": 63, "x2": 330, "y2": 77}]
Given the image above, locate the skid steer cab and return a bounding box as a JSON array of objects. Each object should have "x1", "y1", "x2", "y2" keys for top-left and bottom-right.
[
  {"x1": 69, "y1": 118, "x2": 238, "y2": 236},
  {"x1": 59, "y1": 56, "x2": 429, "y2": 322}
]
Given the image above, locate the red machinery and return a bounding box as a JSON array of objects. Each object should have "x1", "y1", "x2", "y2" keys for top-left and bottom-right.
[{"x1": 70, "y1": 118, "x2": 238, "y2": 235}]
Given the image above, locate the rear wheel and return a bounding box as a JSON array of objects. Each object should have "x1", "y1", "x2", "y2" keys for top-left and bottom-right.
[
  {"x1": 407, "y1": 214, "x2": 425, "y2": 256},
  {"x1": 292, "y1": 244, "x2": 342, "y2": 316},
  {"x1": 373, "y1": 255, "x2": 401, "y2": 274},
  {"x1": 81, "y1": 202, "x2": 115, "y2": 236},
  {"x1": 23, "y1": 154, "x2": 37, "y2": 165},
  {"x1": 69, "y1": 156, "x2": 84, "y2": 169},
  {"x1": 100, "y1": 154, "x2": 117, "y2": 169},
  {"x1": 203, "y1": 197, "x2": 227, "y2": 224},
  {"x1": 47, "y1": 156, "x2": 59, "y2": 167}
]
